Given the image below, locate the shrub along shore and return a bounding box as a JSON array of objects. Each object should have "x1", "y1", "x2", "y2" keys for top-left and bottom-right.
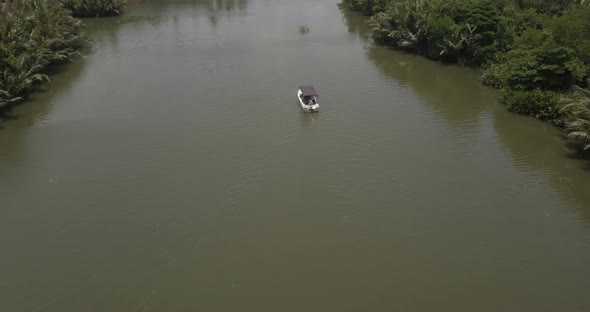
[
  {"x1": 62, "y1": 0, "x2": 126, "y2": 18},
  {"x1": 0, "y1": 0, "x2": 125, "y2": 118},
  {"x1": 343, "y1": 0, "x2": 590, "y2": 156}
]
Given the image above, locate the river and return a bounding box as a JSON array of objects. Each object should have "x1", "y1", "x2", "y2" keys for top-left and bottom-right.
[{"x1": 1, "y1": 0, "x2": 590, "y2": 311}]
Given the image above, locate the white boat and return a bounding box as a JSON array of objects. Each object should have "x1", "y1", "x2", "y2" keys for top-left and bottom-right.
[{"x1": 297, "y1": 86, "x2": 319, "y2": 113}]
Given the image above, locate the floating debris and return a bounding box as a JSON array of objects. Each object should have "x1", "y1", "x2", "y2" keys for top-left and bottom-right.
[{"x1": 299, "y1": 24, "x2": 310, "y2": 35}]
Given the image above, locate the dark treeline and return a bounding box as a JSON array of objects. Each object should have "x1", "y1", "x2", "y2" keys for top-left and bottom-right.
[
  {"x1": 0, "y1": 0, "x2": 124, "y2": 117},
  {"x1": 343, "y1": 0, "x2": 590, "y2": 156}
]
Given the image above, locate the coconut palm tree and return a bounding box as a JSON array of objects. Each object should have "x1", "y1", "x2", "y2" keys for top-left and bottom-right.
[
  {"x1": 0, "y1": 0, "x2": 88, "y2": 110},
  {"x1": 561, "y1": 89, "x2": 590, "y2": 151},
  {"x1": 368, "y1": 0, "x2": 431, "y2": 50}
]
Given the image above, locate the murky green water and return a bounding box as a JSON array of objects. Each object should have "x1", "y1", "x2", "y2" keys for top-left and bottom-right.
[{"x1": 1, "y1": 0, "x2": 590, "y2": 311}]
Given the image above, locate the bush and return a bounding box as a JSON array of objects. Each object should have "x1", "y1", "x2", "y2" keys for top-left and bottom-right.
[
  {"x1": 458, "y1": 0, "x2": 504, "y2": 64},
  {"x1": 346, "y1": 0, "x2": 590, "y2": 158},
  {"x1": 380, "y1": 0, "x2": 432, "y2": 53},
  {"x1": 545, "y1": 5, "x2": 590, "y2": 66},
  {"x1": 500, "y1": 89, "x2": 564, "y2": 125},
  {"x1": 498, "y1": 5, "x2": 542, "y2": 43},
  {"x1": 0, "y1": 0, "x2": 89, "y2": 110},
  {"x1": 481, "y1": 62, "x2": 505, "y2": 88},
  {"x1": 517, "y1": 0, "x2": 576, "y2": 14},
  {"x1": 423, "y1": 16, "x2": 457, "y2": 61},
  {"x1": 364, "y1": 0, "x2": 511, "y2": 66},
  {"x1": 367, "y1": 12, "x2": 395, "y2": 45},
  {"x1": 61, "y1": 0, "x2": 126, "y2": 18},
  {"x1": 343, "y1": 0, "x2": 388, "y2": 15},
  {"x1": 500, "y1": 29, "x2": 585, "y2": 91},
  {"x1": 560, "y1": 91, "x2": 590, "y2": 152}
]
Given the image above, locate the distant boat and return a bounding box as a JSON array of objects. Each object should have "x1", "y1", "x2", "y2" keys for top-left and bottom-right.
[{"x1": 297, "y1": 86, "x2": 319, "y2": 113}]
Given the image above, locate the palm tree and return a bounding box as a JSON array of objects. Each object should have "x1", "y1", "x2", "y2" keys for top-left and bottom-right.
[
  {"x1": 0, "y1": 0, "x2": 88, "y2": 110},
  {"x1": 561, "y1": 88, "x2": 590, "y2": 151}
]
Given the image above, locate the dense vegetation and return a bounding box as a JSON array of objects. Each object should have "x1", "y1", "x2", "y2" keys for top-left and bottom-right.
[
  {"x1": 0, "y1": 0, "x2": 124, "y2": 117},
  {"x1": 62, "y1": 0, "x2": 126, "y2": 17},
  {"x1": 343, "y1": 0, "x2": 590, "y2": 156},
  {"x1": 0, "y1": 0, "x2": 88, "y2": 113}
]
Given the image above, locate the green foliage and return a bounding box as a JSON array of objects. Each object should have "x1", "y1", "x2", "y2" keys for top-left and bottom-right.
[
  {"x1": 347, "y1": 0, "x2": 590, "y2": 159},
  {"x1": 351, "y1": 0, "x2": 389, "y2": 15},
  {"x1": 545, "y1": 5, "x2": 590, "y2": 65},
  {"x1": 0, "y1": 0, "x2": 89, "y2": 110},
  {"x1": 500, "y1": 5, "x2": 543, "y2": 35},
  {"x1": 0, "y1": 0, "x2": 123, "y2": 112},
  {"x1": 423, "y1": 16, "x2": 456, "y2": 61},
  {"x1": 500, "y1": 89, "x2": 564, "y2": 125},
  {"x1": 363, "y1": 0, "x2": 514, "y2": 66},
  {"x1": 458, "y1": 0, "x2": 504, "y2": 64},
  {"x1": 349, "y1": 0, "x2": 589, "y2": 69},
  {"x1": 481, "y1": 62, "x2": 506, "y2": 88},
  {"x1": 560, "y1": 92, "x2": 590, "y2": 152},
  {"x1": 61, "y1": 0, "x2": 126, "y2": 18},
  {"x1": 368, "y1": 0, "x2": 434, "y2": 54},
  {"x1": 500, "y1": 30, "x2": 584, "y2": 91},
  {"x1": 368, "y1": 12, "x2": 396, "y2": 45},
  {"x1": 515, "y1": 0, "x2": 576, "y2": 14}
]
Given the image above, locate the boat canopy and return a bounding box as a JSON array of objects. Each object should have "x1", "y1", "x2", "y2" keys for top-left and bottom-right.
[{"x1": 299, "y1": 86, "x2": 318, "y2": 97}]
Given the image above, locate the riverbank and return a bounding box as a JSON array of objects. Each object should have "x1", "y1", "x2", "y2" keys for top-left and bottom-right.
[
  {"x1": 341, "y1": 0, "x2": 590, "y2": 156},
  {"x1": 0, "y1": 0, "x2": 124, "y2": 120}
]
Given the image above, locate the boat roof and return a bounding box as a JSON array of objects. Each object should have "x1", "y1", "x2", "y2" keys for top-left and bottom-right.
[{"x1": 299, "y1": 86, "x2": 318, "y2": 96}]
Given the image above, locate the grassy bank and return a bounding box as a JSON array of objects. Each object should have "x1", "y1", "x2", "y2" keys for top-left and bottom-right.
[
  {"x1": 0, "y1": 0, "x2": 125, "y2": 118},
  {"x1": 342, "y1": 0, "x2": 590, "y2": 156}
]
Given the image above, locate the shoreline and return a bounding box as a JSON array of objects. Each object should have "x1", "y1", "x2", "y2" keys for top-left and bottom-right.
[
  {"x1": 0, "y1": 0, "x2": 124, "y2": 121},
  {"x1": 340, "y1": 0, "x2": 590, "y2": 158}
]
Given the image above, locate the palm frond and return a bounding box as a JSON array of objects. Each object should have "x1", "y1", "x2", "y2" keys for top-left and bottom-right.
[
  {"x1": 0, "y1": 0, "x2": 89, "y2": 110},
  {"x1": 567, "y1": 131, "x2": 590, "y2": 144}
]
